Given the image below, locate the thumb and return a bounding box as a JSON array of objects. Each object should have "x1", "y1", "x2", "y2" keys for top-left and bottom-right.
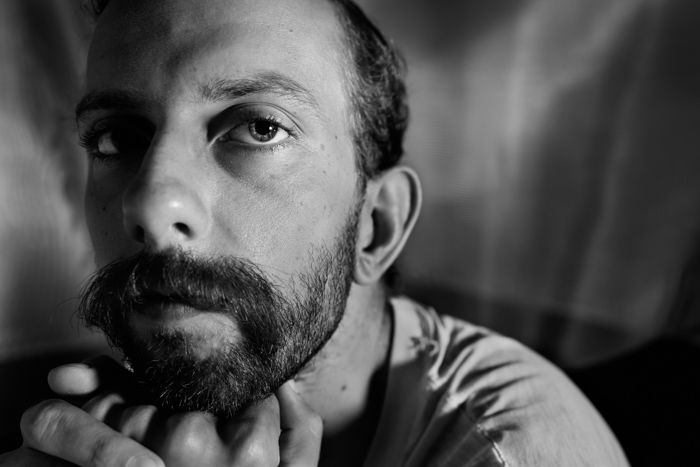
[{"x1": 277, "y1": 381, "x2": 323, "y2": 466}]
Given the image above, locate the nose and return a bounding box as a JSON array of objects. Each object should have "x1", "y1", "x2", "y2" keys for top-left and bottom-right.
[{"x1": 122, "y1": 162, "x2": 209, "y2": 251}]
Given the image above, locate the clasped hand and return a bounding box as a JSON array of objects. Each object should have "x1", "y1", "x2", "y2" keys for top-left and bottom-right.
[{"x1": 0, "y1": 357, "x2": 322, "y2": 466}]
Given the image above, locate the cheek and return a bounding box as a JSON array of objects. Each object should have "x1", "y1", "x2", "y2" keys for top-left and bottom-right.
[
  {"x1": 85, "y1": 184, "x2": 131, "y2": 265},
  {"x1": 210, "y1": 167, "x2": 355, "y2": 277},
  {"x1": 211, "y1": 191, "x2": 326, "y2": 272}
]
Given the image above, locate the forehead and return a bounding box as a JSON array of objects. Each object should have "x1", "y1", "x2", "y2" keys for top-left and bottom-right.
[{"x1": 87, "y1": 0, "x2": 349, "y2": 112}]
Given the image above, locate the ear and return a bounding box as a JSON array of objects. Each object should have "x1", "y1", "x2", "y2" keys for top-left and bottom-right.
[{"x1": 355, "y1": 166, "x2": 422, "y2": 285}]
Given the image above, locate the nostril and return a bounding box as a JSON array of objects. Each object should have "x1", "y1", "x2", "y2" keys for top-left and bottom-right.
[{"x1": 174, "y1": 222, "x2": 191, "y2": 237}]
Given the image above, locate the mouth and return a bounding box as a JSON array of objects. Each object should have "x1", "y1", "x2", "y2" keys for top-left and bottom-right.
[
  {"x1": 130, "y1": 286, "x2": 226, "y2": 327},
  {"x1": 138, "y1": 297, "x2": 199, "y2": 321},
  {"x1": 129, "y1": 292, "x2": 238, "y2": 344},
  {"x1": 139, "y1": 292, "x2": 215, "y2": 313}
]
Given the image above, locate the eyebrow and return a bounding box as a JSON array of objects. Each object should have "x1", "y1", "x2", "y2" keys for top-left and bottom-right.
[
  {"x1": 201, "y1": 72, "x2": 319, "y2": 111},
  {"x1": 75, "y1": 89, "x2": 147, "y2": 122},
  {"x1": 75, "y1": 72, "x2": 320, "y2": 122}
]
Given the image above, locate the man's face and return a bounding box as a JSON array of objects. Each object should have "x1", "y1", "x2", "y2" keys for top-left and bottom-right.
[{"x1": 78, "y1": 0, "x2": 362, "y2": 414}]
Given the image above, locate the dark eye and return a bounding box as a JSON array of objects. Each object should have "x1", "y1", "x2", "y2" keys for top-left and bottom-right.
[
  {"x1": 250, "y1": 120, "x2": 279, "y2": 142},
  {"x1": 82, "y1": 125, "x2": 152, "y2": 160},
  {"x1": 220, "y1": 118, "x2": 290, "y2": 146}
]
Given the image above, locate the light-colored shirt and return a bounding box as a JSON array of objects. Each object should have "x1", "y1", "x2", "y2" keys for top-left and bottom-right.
[{"x1": 363, "y1": 297, "x2": 629, "y2": 466}]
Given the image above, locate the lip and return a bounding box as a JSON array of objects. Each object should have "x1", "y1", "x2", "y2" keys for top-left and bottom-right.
[
  {"x1": 138, "y1": 298, "x2": 199, "y2": 321},
  {"x1": 137, "y1": 288, "x2": 222, "y2": 312},
  {"x1": 129, "y1": 296, "x2": 238, "y2": 344}
]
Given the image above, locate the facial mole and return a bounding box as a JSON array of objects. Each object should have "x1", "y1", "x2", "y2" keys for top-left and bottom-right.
[
  {"x1": 101, "y1": 205, "x2": 107, "y2": 212},
  {"x1": 341, "y1": 384, "x2": 347, "y2": 392}
]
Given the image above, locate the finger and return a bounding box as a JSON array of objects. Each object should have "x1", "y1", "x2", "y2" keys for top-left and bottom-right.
[
  {"x1": 218, "y1": 397, "x2": 282, "y2": 466},
  {"x1": 277, "y1": 382, "x2": 323, "y2": 466},
  {"x1": 21, "y1": 399, "x2": 164, "y2": 467},
  {"x1": 47, "y1": 363, "x2": 100, "y2": 396},
  {"x1": 48, "y1": 356, "x2": 133, "y2": 396},
  {"x1": 82, "y1": 393, "x2": 160, "y2": 445},
  {"x1": 115, "y1": 405, "x2": 159, "y2": 443},
  {"x1": 82, "y1": 392, "x2": 126, "y2": 422},
  {"x1": 83, "y1": 393, "x2": 160, "y2": 444},
  {"x1": 155, "y1": 412, "x2": 223, "y2": 467}
]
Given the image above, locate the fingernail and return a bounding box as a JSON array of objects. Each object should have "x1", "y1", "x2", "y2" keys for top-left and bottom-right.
[
  {"x1": 126, "y1": 455, "x2": 160, "y2": 467},
  {"x1": 48, "y1": 363, "x2": 88, "y2": 379}
]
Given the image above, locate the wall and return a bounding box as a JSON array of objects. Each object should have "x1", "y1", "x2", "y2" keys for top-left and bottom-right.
[{"x1": 2, "y1": 0, "x2": 700, "y2": 366}]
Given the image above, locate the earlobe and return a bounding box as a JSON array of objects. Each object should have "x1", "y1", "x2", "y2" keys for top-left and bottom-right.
[{"x1": 354, "y1": 166, "x2": 422, "y2": 285}]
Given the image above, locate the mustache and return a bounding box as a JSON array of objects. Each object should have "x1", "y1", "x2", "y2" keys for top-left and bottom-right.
[{"x1": 78, "y1": 249, "x2": 282, "y2": 339}]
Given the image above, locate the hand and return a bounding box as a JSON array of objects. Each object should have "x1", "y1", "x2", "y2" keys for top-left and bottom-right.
[
  {"x1": 0, "y1": 397, "x2": 163, "y2": 466},
  {"x1": 4, "y1": 357, "x2": 322, "y2": 466},
  {"x1": 78, "y1": 380, "x2": 322, "y2": 466}
]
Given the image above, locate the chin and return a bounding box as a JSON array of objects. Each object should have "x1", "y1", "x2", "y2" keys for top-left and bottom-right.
[{"x1": 120, "y1": 325, "x2": 305, "y2": 417}]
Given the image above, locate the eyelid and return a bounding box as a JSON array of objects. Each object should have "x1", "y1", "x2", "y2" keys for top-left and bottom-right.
[
  {"x1": 79, "y1": 116, "x2": 152, "y2": 141},
  {"x1": 207, "y1": 102, "x2": 301, "y2": 143},
  {"x1": 78, "y1": 116, "x2": 154, "y2": 160},
  {"x1": 79, "y1": 118, "x2": 115, "y2": 152}
]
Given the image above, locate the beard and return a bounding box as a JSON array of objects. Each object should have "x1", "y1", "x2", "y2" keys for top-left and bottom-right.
[{"x1": 78, "y1": 204, "x2": 360, "y2": 418}]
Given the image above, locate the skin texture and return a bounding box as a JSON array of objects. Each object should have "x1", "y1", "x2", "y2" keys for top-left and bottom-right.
[{"x1": 1, "y1": 0, "x2": 422, "y2": 465}]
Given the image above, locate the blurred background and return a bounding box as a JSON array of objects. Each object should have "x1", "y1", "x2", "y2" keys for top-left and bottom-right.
[
  {"x1": 370, "y1": 0, "x2": 700, "y2": 366},
  {"x1": 2, "y1": 0, "x2": 700, "y2": 462}
]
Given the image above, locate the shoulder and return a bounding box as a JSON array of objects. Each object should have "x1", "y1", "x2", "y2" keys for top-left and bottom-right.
[{"x1": 391, "y1": 297, "x2": 628, "y2": 467}]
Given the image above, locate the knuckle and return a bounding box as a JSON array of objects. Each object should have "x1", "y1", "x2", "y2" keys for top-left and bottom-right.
[
  {"x1": 162, "y1": 413, "x2": 216, "y2": 458},
  {"x1": 161, "y1": 434, "x2": 209, "y2": 462},
  {"x1": 234, "y1": 437, "x2": 280, "y2": 467},
  {"x1": 169, "y1": 411, "x2": 213, "y2": 435},
  {"x1": 88, "y1": 435, "x2": 117, "y2": 467},
  {"x1": 20, "y1": 399, "x2": 70, "y2": 446},
  {"x1": 305, "y1": 412, "x2": 324, "y2": 438},
  {"x1": 89, "y1": 433, "x2": 150, "y2": 467}
]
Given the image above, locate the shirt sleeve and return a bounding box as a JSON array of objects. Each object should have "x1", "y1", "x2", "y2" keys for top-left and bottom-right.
[{"x1": 425, "y1": 314, "x2": 629, "y2": 466}]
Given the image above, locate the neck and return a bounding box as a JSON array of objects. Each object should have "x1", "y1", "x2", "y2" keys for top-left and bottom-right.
[{"x1": 294, "y1": 283, "x2": 393, "y2": 466}]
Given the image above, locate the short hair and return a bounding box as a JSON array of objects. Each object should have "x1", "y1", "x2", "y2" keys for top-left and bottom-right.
[
  {"x1": 329, "y1": 0, "x2": 408, "y2": 179},
  {"x1": 83, "y1": 0, "x2": 408, "y2": 289}
]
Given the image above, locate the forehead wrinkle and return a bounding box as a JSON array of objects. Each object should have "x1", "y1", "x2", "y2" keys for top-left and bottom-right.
[{"x1": 199, "y1": 72, "x2": 321, "y2": 114}]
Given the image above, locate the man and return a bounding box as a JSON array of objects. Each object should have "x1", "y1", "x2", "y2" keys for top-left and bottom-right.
[{"x1": 1, "y1": 0, "x2": 628, "y2": 465}]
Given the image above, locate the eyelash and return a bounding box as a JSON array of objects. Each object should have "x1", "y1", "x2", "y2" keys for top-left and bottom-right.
[
  {"x1": 219, "y1": 111, "x2": 298, "y2": 147},
  {"x1": 78, "y1": 126, "x2": 110, "y2": 159},
  {"x1": 78, "y1": 127, "x2": 99, "y2": 151}
]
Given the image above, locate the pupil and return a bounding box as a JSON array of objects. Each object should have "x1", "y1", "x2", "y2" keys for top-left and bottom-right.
[
  {"x1": 253, "y1": 121, "x2": 277, "y2": 141},
  {"x1": 114, "y1": 131, "x2": 149, "y2": 154}
]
